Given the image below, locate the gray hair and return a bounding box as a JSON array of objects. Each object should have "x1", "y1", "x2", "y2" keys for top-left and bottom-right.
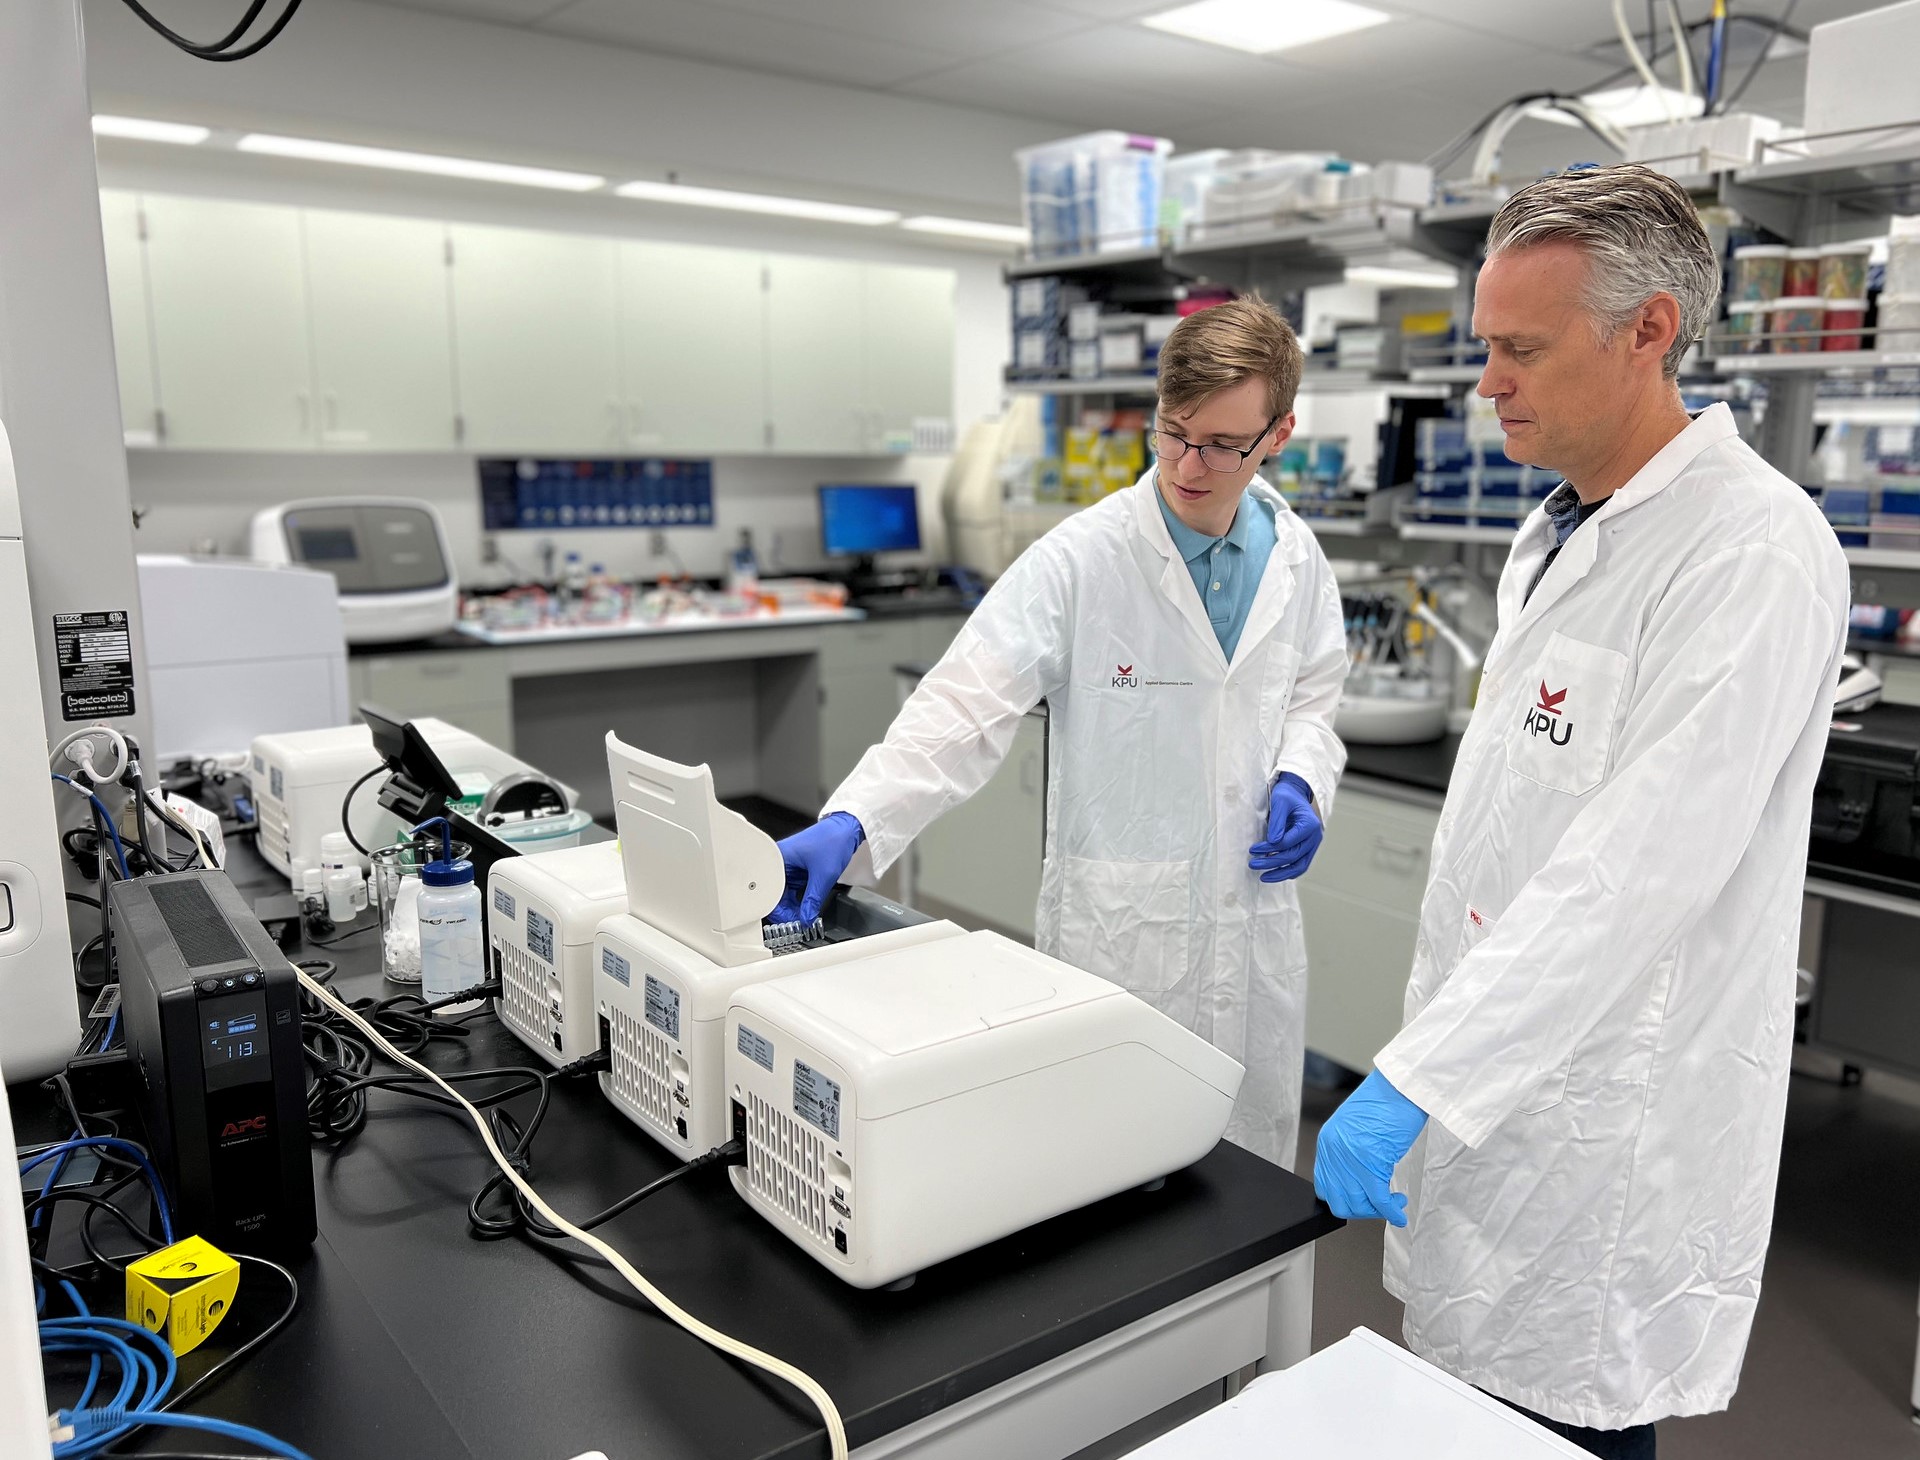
[{"x1": 1485, "y1": 164, "x2": 1720, "y2": 379}]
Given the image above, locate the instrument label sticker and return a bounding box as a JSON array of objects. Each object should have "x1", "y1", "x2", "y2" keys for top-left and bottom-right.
[
  {"x1": 644, "y1": 975, "x2": 680, "y2": 1040},
  {"x1": 737, "y1": 1024, "x2": 774, "y2": 1073},
  {"x1": 525, "y1": 908, "x2": 555, "y2": 964},
  {"x1": 793, "y1": 1060, "x2": 842, "y2": 1141},
  {"x1": 601, "y1": 946, "x2": 631, "y2": 987}
]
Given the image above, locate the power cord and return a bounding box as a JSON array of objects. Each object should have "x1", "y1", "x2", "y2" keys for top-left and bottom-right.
[
  {"x1": 113, "y1": 0, "x2": 305, "y2": 63},
  {"x1": 292, "y1": 965, "x2": 851, "y2": 1459},
  {"x1": 338, "y1": 764, "x2": 385, "y2": 858}
]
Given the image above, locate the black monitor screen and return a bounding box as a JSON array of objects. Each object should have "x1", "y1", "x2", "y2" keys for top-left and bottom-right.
[
  {"x1": 817, "y1": 485, "x2": 921, "y2": 557},
  {"x1": 296, "y1": 526, "x2": 360, "y2": 562}
]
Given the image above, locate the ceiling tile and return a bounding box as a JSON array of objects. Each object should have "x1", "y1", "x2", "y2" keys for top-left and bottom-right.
[
  {"x1": 536, "y1": 0, "x2": 953, "y2": 87},
  {"x1": 363, "y1": 0, "x2": 576, "y2": 23},
  {"x1": 897, "y1": 57, "x2": 1244, "y2": 141},
  {"x1": 700, "y1": 0, "x2": 1095, "y2": 66}
]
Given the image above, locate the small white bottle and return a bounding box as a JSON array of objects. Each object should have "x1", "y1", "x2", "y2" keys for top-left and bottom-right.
[
  {"x1": 325, "y1": 864, "x2": 360, "y2": 924},
  {"x1": 415, "y1": 821, "x2": 484, "y2": 1013}
]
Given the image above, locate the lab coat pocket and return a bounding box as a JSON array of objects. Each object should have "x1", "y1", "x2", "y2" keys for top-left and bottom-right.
[
  {"x1": 1255, "y1": 644, "x2": 1304, "y2": 760},
  {"x1": 1504, "y1": 631, "x2": 1629, "y2": 797},
  {"x1": 1055, "y1": 857, "x2": 1192, "y2": 995}
]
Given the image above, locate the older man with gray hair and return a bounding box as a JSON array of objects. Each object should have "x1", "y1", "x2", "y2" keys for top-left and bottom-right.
[{"x1": 1313, "y1": 164, "x2": 1849, "y2": 1457}]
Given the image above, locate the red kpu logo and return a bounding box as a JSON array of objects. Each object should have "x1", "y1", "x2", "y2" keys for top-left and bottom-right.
[
  {"x1": 220, "y1": 1116, "x2": 268, "y2": 1139},
  {"x1": 1112, "y1": 663, "x2": 1139, "y2": 688},
  {"x1": 1523, "y1": 682, "x2": 1574, "y2": 746}
]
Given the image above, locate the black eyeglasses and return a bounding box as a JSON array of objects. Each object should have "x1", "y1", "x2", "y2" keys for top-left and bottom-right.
[{"x1": 1149, "y1": 414, "x2": 1279, "y2": 474}]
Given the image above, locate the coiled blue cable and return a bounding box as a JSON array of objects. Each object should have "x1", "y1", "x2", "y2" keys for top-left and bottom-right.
[{"x1": 17, "y1": 1138, "x2": 174, "y2": 1246}]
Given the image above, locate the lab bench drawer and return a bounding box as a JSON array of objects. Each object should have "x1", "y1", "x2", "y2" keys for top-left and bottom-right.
[
  {"x1": 1809, "y1": 897, "x2": 1920, "y2": 1082},
  {"x1": 814, "y1": 619, "x2": 921, "y2": 677},
  {"x1": 1307, "y1": 784, "x2": 1438, "y2": 919}
]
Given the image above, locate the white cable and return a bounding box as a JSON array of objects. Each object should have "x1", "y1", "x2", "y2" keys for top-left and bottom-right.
[
  {"x1": 149, "y1": 791, "x2": 217, "y2": 869},
  {"x1": 1665, "y1": 0, "x2": 1697, "y2": 99},
  {"x1": 293, "y1": 968, "x2": 851, "y2": 1459},
  {"x1": 1612, "y1": 0, "x2": 1675, "y2": 121},
  {"x1": 1470, "y1": 97, "x2": 1631, "y2": 186},
  {"x1": 49, "y1": 725, "x2": 130, "y2": 786}
]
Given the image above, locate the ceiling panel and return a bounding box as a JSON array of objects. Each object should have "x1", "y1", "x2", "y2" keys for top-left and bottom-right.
[
  {"x1": 898, "y1": 56, "x2": 1247, "y2": 139},
  {"x1": 1265, "y1": 19, "x2": 1597, "y2": 102},
  {"x1": 691, "y1": 0, "x2": 1095, "y2": 66},
  {"x1": 536, "y1": 0, "x2": 953, "y2": 88}
]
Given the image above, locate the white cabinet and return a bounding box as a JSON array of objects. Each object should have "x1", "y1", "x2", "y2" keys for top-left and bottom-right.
[
  {"x1": 618, "y1": 240, "x2": 766, "y2": 455},
  {"x1": 862, "y1": 264, "x2": 954, "y2": 452},
  {"x1": 448, "y1": 224, "x2": 621, "y2": 454},
  {"x1": 908, "y1": 709, "x2": 1045, "y2": 941},
  {"x1": 817, "y1": 619, "x2": 922, "y2": 801},
  {"x1": 141, "y1": 195, "x2": 314, "y2": 450},
  {"x1": 1297, "y1": 779, "x2": 1438, "y2": 1073},
  {"x1": 98, "y1": 191, "x2": 158, "y2": 447},
  {"x1": 765, "y1": 254, "x2": 866, "y2": 454},
  {"x1": 304, "y1": 211, "x2": 458, "y2": 451}
]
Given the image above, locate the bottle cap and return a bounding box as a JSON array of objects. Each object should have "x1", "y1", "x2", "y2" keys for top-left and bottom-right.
[{"x1": 410, "y1": 816, "x2": 474, "y2": 888}]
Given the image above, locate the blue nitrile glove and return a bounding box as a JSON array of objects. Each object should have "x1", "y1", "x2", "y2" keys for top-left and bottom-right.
[
  {"x1": 1313, "y1": 1068, "x2": 1429, "y2": 1227},
  {"x1": 772, "y1": 812, "x2": 865, "y2": 924},
  {"x1": 1248, "y1": 772, "x2": 1323, "y2": 883}
]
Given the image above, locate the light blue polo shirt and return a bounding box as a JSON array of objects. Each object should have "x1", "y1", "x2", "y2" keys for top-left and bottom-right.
[{"x1": 1155, "y1": 479, "x2": 1278, "y2": 663}]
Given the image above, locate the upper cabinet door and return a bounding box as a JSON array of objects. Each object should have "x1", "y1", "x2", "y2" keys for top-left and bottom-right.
[
  {"x1": 765, "y1": 254, "x2": 866, "y2": 455},
  {"x1": 862, "y1": 264, "x2": 955, "y2": 454},
  {"x1": 142, "y1": 196, "x2": 315, "y2": 450},
  {"x1": 304, "y1": 211, "x2": 458, "y2": 452},
  {"x1": 447, "y1": 223, "x2": 620, "y2": 455},
  {"x1": 618, "y1": 240, "x2": 767, "y2": 456},
  {"x1": 98, "y1": 191, "x2": 158, "y2": 448}
]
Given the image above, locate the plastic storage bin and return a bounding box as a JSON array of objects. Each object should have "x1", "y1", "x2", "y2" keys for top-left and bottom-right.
[{"x1": 1017, "y1": 131, "x2": 1173, "y2": 259}]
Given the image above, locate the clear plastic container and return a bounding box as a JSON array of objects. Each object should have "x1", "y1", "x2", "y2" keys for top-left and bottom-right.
[
  {"x1": 1729, "y1": 245, "x2": 1787, "y2": 303},
  {"x1": 1016, "y1": 131, "x2": 1173, "y2": 258},
  {"x1": 1723, "y1": 300, "x2": 1769, "y2": 354},
  {"x1": 1769, "y1": 297, "x2": 1824, "y2": 353},
  {"x1": 1818, "y1": 243, "x2": 1872, "y2": 301},
  {"x1": 1783, "y1": 247, "x2": 1822, "y2": 297}
]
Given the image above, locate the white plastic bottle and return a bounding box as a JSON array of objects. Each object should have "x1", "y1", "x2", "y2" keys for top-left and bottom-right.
[{"x1": 415, "y1": 820, "x2": 485, "y2": 1013}]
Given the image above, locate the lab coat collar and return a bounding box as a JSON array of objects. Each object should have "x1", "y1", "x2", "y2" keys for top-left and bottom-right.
[
  {"x1": 1129, "y1": 470, "x2": 1302, "y2": 668},
  {"x1": 1498, "y1": 403, "x2": 1738, "y2": 632}
]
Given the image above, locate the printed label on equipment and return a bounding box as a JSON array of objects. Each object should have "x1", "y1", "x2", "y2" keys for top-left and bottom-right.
[
  {"x1": 737, "y1": 1025, "x2": 774, "y2": 1072},
  {"x1": 525, "y1": 908, "x2": 554, "y2": 964},
  {"x1": 601, "y1": 946, "x2": 630, "y2": 987},
  {"x1": 270, "y1": 766, "x2": 284, "y2": 800},
  {"x1": 492, "y1": 887, "x2": 516, "y2": 920},
  {"x1": 644, "y1": 975, "x2": 681, "y2": 1040},
  {"x1": 52, "y1": 611, "x2": 137, "y2": 721},
  {"x1": 793, "y1": 1061, "x2": 841, "y2": 1140},
  {"x1": 87, "y1": 985, "x2": 122, "y2": 1020}
]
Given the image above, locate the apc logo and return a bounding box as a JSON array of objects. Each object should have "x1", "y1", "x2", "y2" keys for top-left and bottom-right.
[
  {"x1": 1111, "y1": 663, "x2": 1138, "y2": 689},
  {"x1": 1522, "y1": 682, "x2": 1573, "y2": 746},
  {"x1": 220, "y1": 1116, "x2": 268, "y2": 1140}
]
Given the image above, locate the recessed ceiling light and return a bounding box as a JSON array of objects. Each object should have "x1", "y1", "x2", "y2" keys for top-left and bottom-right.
[
  {"x1": 1142, "y1": 0, "x2": 1388, "y2": 55},
  {"x1": 236, "y1": 134, "x2": 605, "y2": 191},
  {"x1": 901, "y1": 216, "x2": 1030, "y2": 245},
  {"x1": 1540, "y1": 85, "x2": 1706, "y2": 131},
  {"x1": 615, "y1": 179, "x2": 898, "y2": 226},
  {"x1": 91, "y1": 116, "x2": 211, "y2": 146},
  {"x1": 1345, "y1": 264, "x2": 1459, "y2": 289}
]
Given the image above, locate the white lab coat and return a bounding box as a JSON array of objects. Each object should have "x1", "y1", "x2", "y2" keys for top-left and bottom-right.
[
  {"x1": 1376, "y1": 405, "x2": 1849, "y2": 1428},
  {"x1": 826, "y1": 471, "x2": 1349, "y2": 1167}
]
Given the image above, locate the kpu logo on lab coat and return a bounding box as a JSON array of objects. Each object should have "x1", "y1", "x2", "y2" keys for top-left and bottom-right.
[
  {"x1": 1523, "y1": 682, "x2": 1573, "y2": 746},
  {"x1": 1112, "y1": 663, "x2": 1138, "y2": 688}
]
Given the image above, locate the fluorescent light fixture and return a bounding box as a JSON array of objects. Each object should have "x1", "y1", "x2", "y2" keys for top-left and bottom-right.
[
  {"x1": 615, "y1": 178, "x2": 898, "y2": 226},
  {"x1": 1142, "y1": 0, "x2": 1387, "y2": 54},
  {"x1": 1541, "y1": 85, "x2": 1705, "y2": 131},
  {"x1": 1346, "y1": 264, "x2": 1458, "y2": 289},
  {"x1": 236, "y1": 134, "x2": 605, "y2": 191},
  {"x1": 901, "y1": 216, "x2": 1030, "y2": 245},
  {"x1": 91, "y1": 115, "x2": 210, "y2": 146}
]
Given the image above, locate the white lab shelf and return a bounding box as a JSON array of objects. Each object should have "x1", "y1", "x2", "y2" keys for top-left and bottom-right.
[
  {"x1": 1844, "y1": 546, "x2": 1920, "y2": 573},
  {"x1": 1814, "y1": 397, "x2": 1920, "y2": 426},
  {"x1": 1004, "y1": 376, "x2": 1159, "y2": 396},
  {"x1": 1396, "y1": 521, "x2": 1520, "y2": 545},
  {"x1": 1406, "y1": 364, "x2": 1485, "y2": 384},
  {"x1": 1706, "y1": 349, "x2": 1920, "y2": 375}
]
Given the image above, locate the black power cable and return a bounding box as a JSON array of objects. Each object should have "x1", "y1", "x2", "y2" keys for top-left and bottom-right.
[
  {"x1": 339, "y1": 764, "x2": 386, "y2": 858},
  {"x1": 114, "y1": 0, "x2": 305, "y2": 63}
]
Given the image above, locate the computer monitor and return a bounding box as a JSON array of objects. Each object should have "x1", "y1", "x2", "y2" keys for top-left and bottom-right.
[{"x1": 817, "y1": 484, "x2": 922, "y2": 564}]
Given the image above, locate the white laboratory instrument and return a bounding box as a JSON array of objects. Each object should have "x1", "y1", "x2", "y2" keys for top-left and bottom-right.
[
  {"x1": 136, "y1": 554, "x2": 349, "y2": 762},
  {"x1": 1124, "y1": 1327, "x2": 1588, "y2": 1459},
  {"x1": 0, "y1": 1074, "x2": 55, "y2": 1460},
  {"x1": 252, "y1": 717, "x2": 572, "y2": 880},
  {"x1": 249, "y1": 498, "x2": 457, "y2": 645},
  {"x1": 940, "y1": 397, "x2": 1076, "y2": 580},
  {"x1": 0, "y1": 419, "x2": 82, "y2": 1079},
  {"x1": 489, "y1": 841, "x2": 626, "y2": 1067},
  {"x1": 726, "y1": 930, "x2": 1244, "y2": 1289},
  {"x1": 594, "y1": 733, "x2": 962, "y2": 1159}
]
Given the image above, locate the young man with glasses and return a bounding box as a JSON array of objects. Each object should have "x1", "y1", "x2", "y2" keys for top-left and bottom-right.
[{"x1": 772, "y1": 295, "x2": 1349, "y2": 1168}]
